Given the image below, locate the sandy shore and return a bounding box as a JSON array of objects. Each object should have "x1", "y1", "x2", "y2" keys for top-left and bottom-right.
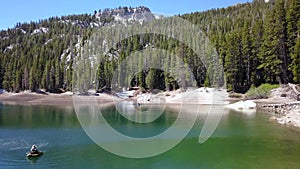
[
  {"x1": 136, "y1": 88, "x2": 228, "y2": 105},
  {"x1": 0, "y1": 92, "x2": 121, "y2": 106},
  {"x1": 0, "y1": 88, "x2": 228, "y2": 106}
]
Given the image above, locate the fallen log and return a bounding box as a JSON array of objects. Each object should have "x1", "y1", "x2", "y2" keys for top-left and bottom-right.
[{"x1": 287, "y1": 83, "x2": 300, "y2": 100}]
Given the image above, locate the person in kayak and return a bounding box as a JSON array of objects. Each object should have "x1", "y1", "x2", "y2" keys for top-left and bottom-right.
[{"x1": 30, "y1": 145, "x2": 39, "y2": 154}]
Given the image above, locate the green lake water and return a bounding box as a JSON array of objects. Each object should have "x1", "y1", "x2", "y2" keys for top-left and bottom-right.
[{"x1": 1, "y1": 102, "x2": 300, "y2": 169}]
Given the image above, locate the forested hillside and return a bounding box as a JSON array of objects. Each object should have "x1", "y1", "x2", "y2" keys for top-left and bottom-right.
[
  {"x1": 183, "y1": 0, "x2": 300, "y2": 92},
  {"x1": 0, "y1": 13, "x2": 95, "y2": 92},
  {"x1": 0, "y1": 0, "x2": 299, "y2": 93}
]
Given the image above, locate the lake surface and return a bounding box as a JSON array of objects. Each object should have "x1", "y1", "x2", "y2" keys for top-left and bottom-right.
[{"x1": 1, "y1": 102, "x2": 300, "y2": 169}]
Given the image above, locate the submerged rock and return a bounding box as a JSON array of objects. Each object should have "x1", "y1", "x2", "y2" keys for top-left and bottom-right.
[{"x1": 272, "y1": 108, "x2": 300, "y2": 127}]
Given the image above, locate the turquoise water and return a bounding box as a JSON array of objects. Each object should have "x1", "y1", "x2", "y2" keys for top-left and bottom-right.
[{"x1": 1, "y1": 103, "x2": 300, "y2": 168}]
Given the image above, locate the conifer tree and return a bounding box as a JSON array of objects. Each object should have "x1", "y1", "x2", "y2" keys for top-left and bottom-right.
[
  {"x1": 258, "y1": 0, "x2": 288, "y2": 84},
  {"x1": 292, "y1": 36, "x2": 300, "y2": 82},
  {"x1": 286, "y1": 0, "x2": 300, "y2": 53}
]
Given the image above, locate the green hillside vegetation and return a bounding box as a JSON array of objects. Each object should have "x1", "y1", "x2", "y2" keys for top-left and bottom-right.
[
  {"x1": 182, "y1": 0, "x2": 300, "y2": 92},
  {"x1": 0, "y1": 14, "x2": 96, "y2": 92},
  {"x1": 0, "y1": 0, "x2": 299, "y2": 93}
]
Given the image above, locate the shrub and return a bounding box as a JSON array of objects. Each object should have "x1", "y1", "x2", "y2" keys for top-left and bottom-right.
[{"x1": 246, "y1": 83, "x2": 279, "y2": 99}]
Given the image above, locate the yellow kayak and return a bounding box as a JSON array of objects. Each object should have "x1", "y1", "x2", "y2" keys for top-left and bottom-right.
[{"x1": 26, "y1": 151, "x2": 43, "y2": 158}]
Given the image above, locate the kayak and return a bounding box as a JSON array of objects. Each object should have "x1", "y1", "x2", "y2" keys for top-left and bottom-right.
[{"x1": 26, "y1": 151, "x2": 43, "y2": 158}]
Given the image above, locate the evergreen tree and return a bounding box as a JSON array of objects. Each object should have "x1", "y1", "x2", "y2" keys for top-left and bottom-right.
[
  {"x1": 292, "y1": 36, "x2": 300, "y2": 82},
  {"x1": 241, "y1": 20, "x2": 253, "y2": 88},
  {"x1": 287, "y1": 0, "x2": 300, "y2": 82},
  {"x1": 251, "y1": 19, "x2": 264, "y2": 86},
  {"x1": 286, "y1": 0, "x2": 300, "y2": 53},
  {"x1": 258, "y1": 0, "x2": 288, "y2": 84},
  {"x1": 0, "y1": 55, "x2": 3, "y2": 89},
  {"x1": 224, "y1": 31, "x2": 240, "y2": 92},
  {"x1": 96, "y1": 60, "x2": 106, "y2": 90}
]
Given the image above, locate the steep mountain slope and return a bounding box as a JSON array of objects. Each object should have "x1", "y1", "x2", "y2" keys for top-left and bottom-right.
[{"x1": 0, "y1": 6, "x2": 158, "y2": 92}]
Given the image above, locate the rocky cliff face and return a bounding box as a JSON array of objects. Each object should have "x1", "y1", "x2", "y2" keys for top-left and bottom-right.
[{"x1": 95, "y1": 6, "x2": 157, "y2": 24}]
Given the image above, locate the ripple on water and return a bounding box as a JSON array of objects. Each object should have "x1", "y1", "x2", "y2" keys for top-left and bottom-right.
[
  {"x1": 0, "y1": 137, "x2": 51, "y2": 169},
  {"x1": 0, "y1": 137, "x2": 48, "y2": 151}
]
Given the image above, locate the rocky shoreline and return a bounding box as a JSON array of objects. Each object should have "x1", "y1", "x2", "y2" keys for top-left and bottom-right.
[
  {"x1": 256, "y1": 84, "x2": 300, "y2": 128},
  {"x1": 256, "y1": 101, "x2": 300, "y2": 115},
  {"x1": 257, "y1": 101, "x2": 300, "y2": 127},
  {"x1": 225, "y1": 83, "x2": 300, "y2": 128}
]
